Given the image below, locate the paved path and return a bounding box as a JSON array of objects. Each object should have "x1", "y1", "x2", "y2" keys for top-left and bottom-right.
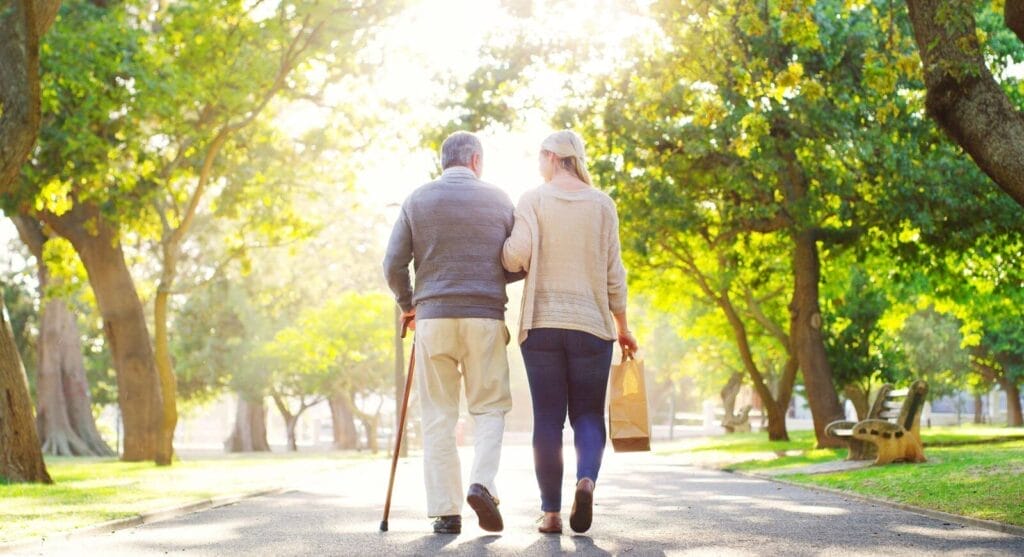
[{"x1": 10, "y1": 446, "x2": 1024, "y2": 556}]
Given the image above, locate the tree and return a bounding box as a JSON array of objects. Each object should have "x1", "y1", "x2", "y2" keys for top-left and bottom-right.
[
  {"x1": 138, "y1": 0, "x2": 395, "y2": 465},
  {"x1": 12, "y1": 216, "x2": 112, "y2": 456},
  {"x1": 904, "y1": 0, "x2": 1024, "y2": 207},
  {"x1": 262, "y1": 292, "x2": 393, "y2": 452},
  {"x1": 970, "y1": 323, "x2": 1024, "y2": 427},
  {"x1": 575, "y1": 0, "x2": 922, "y2": 445},
  {"x1": 11, "y1": 0, "x2": 164, "y2": 462},
  {"x1": 573, "y1": 0, "x2": 1024, "y2": 446},
  {"x1": 627, "y1": 226, "x2": 799, "y2": 441},
  {"x1": 941, "y1": 238, "x2": 1024, "y2": 426},
  {"x1": 0, "y1": 0, "x2": 62, "y2": 484},
  {"x1": 823, "y1": 263, "x2": 904, "y2": 419},
  {"x1": 10, "y1": 0, "x2": 396, "y2": 464}
]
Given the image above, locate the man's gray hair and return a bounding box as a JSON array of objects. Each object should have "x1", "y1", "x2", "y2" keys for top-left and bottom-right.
[{"x1": 440, "y1": 131, "x2": 483, "y2": 169}]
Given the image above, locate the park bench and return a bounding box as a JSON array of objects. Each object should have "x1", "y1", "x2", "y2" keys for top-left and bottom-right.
[
  {"x1": 827, "y1": 383, "x2": 894, "y2": 460},
  {"x1": 825, "y1": 380, "x2": 929, "y2": 465}
]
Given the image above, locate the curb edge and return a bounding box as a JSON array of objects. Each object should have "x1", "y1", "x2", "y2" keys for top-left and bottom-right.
[{"x1": 731, "y1": 468, "x2": 1024, "y2": 539}]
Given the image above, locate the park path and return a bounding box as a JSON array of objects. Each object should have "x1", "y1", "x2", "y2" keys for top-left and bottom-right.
[{"x1": 8, "y1": 444, "x2": 1024, "y2": 556}]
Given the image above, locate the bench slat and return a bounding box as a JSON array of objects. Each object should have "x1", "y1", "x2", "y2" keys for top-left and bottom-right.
[
  {"x1": 879, "y1": 411, "x2": 901, "y2": 419},
  {"x1": 887, "y1": 388, "x2": 910, "y2": 397},
  {"x1": 883, "y1": 401, "x2": 903, "y2": 409},
  {"x1": 831, "y1": 429, "x2": 853, "y2": 437}
]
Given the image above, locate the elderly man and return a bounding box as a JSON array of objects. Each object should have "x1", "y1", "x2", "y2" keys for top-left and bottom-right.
[{"x1": 383, "y1": 131, "x2": 519, "y2": 535}]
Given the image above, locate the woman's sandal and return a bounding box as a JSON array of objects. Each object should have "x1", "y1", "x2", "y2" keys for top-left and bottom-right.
[{"x1": 570, "y1": 478, "x2": 595, "y2": 533}]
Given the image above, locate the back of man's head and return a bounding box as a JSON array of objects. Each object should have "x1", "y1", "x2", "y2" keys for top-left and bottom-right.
[{"x1": 440, "y1": 131, "x2": 483, "y2": 170}]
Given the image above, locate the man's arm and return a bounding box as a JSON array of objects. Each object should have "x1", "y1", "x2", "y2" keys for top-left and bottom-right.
[{"x1": 382, "y1": 205, "x2": 415, "y2": 312}]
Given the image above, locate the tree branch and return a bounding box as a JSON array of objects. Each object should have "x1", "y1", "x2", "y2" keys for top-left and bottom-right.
[
  {"x1": 905, "y1": 0, "x2": 1024, "y2": 208},
  {"x1": 742, "y1": 286, "x2": 790, "y2": 351},
  {"x1": 1006, "y1": 0, "x2": 1024, "y2": 43}
]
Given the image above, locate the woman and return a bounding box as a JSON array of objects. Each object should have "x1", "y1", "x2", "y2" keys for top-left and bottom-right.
[{"x1": 502, "y1": 130, "x2": 638, "y2": 534}]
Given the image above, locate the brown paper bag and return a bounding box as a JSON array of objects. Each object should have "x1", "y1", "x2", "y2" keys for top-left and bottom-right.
[{"x1": 608, "y1": 351, "x2": 650, "y2": 452}]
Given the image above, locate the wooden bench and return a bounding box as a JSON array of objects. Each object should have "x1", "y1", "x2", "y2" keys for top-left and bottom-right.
[
  {"x1": 825, "y1": 381, "x2": 928, "y2": 465},
  {"x1": 826, "y1": 384, "x2": 893, "y2": 460}
]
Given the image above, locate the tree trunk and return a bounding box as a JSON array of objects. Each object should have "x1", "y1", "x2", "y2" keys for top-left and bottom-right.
[
  {"x1": 0, "y1": 0, "x2": 60, "y2": 192},
  {"x1": 351, "y1": 403, "x2": 381, "y2": 454},
  {"x1": 1003, "y1": 381, "x2": 1023, "y2": 427},
  {"x1": 271, "y1": 393, "x2": 300, "y2": 452},
  {"x1": 328, "y1": 394, "x2": 358, "y2": 450},
  {"x1": 790, "y1": 230, "x2": 845, "y2": 448},
  {"x1": 362, "y1": 414, "x2": 379, "y2": 453},
  {"x1": 36, "y1": 301, "x2": 115, "y2": 456},
  {"x1": 715, "y1": 291, "x2": 791, "y2": 441},
  {"x1": 283, "y1": 415, "x2": 299, "y2": 451},
  {"x1": 761, "y1": 398, "x2": 787, "y2": 440},
  {"x1": 974, "y1": 393, "x2": 984, "y2": 424},
  {"x1": 224, "y1": 395, "x2": 270, "y2": 452},
  {"x1": 0, "y1": 289, "x2": 52, "y2": 483},
  {"x1": 905, "y1": 0, "x2": 1024, "y2": 208},
  {"x1": 843, "y1": 384, "x2": 870, "y2": 422},
  {"x1": 14, "y1": 215, "x2": 113, "y2": 457},
  {"x1": 153, "y1": 285, "x2": 177, "y2": 465},
  {"x1": 720, "y1": 372, "x2": 742, "y2": 421},
  {"x1": 667, "y1": 380, "x2": 676, "y2": 441},
  {"x1": 0, "y1": 0, "x2": 62, "y2": 485},
  {"x1": 39, "y1": 202, "x2": 162, "y2": 462},
  {"x1": 342, "y1": 393, "x2": 382, "y2": 453}
]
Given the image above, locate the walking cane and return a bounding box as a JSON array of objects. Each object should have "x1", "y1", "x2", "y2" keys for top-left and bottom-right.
[{"x1": 380, "y1": 316, "x2": 415, "y2": 532}]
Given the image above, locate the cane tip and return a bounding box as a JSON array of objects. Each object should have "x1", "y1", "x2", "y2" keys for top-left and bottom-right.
[{"x1": 380, "y1": 520, "x2": 389, "y2": 532}]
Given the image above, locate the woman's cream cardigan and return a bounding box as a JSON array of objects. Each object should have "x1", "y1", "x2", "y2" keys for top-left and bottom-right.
[{"x1": 502, "y1": 183, "x2": 627, "y2": 345}]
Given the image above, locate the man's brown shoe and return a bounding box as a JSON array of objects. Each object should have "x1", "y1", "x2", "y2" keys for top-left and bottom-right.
[
  {"x1": 466, "y1": 483, "x2": 504, "y2": 532},
  {"x1": 570, "y1": 478, "x2": 595, "y2": 533},
  {"x1": 538, "y1": 513, "x2": 562, "y2": 534}
]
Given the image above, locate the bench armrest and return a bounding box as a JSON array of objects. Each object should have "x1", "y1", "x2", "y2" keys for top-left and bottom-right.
[
  {"x1": 825, "y1": 420, "x2": 857, "y2": 437},
  {"x1": 851, "y1": 419, "x2": 903, "y2": 441}
]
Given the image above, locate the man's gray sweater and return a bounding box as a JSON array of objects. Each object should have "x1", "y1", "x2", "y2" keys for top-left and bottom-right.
[{"x1": 383, "y1": 166, "x2": 520, "y2": 320}]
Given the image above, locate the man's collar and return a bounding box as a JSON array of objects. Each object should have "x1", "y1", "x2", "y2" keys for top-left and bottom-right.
[{"x1": 441, "y1": 166, "x2": 477, "y2": 179}]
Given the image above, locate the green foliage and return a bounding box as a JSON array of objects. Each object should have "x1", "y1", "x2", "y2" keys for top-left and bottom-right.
[
  {"x1": 900, "y1": 307, "x2": 970, "y2": 398},
  {"x1": 261, "y1": 291, "x2": 393, "y2": 401},
  {"x1": 823, "y1": 263, "x2": 904, "y2": 391},
  {"x1": 171, "y1": 278, "x2": 252, "y2": 405},
  {"x1": 479, "y1": 0, "x2": 1024, "y2": 405},
  {"x1": 10, "y1": 1, "x2": 150, "y2": 221}
]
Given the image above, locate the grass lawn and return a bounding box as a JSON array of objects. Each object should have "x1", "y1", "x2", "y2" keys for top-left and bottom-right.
[
  {"x1": 0, "y1": 451, "x2": 380, "y2": 545},
  {"x1": 657, "y1": 425, "x2": 1024, "y2": 527},
  {"x1": 783, "y1": 441, "x2": 1024, "y2": 527}
]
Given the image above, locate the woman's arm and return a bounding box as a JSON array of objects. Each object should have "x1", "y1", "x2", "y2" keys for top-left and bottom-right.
[
  {"x1": 502, "y1": 198, "x2": 533, "y2": 272},
  {"x1": 606, "y1": 200, "x2": 637, "y2": 353}
]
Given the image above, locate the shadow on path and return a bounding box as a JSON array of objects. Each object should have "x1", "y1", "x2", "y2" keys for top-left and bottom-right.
[{"x1": 14, "y1": 447, "x2": 1024, "y2": 556}]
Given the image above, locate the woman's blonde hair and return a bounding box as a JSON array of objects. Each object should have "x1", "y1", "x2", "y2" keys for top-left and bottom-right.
[{"x1": 541, "y1": 129, "x2": 592, "y2": 185}]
